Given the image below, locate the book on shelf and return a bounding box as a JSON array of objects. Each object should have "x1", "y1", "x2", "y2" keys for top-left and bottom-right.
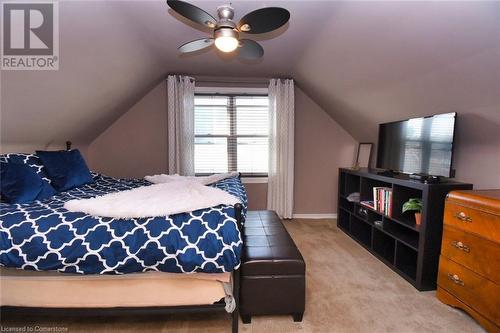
[{"x1": 372, "y1": 187, "x2": 393, "y2": 217}]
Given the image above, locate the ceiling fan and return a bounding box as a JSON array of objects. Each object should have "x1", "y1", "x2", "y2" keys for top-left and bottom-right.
[{"x1": 166, "y1": 0, "x2": 290, "y2": 59}]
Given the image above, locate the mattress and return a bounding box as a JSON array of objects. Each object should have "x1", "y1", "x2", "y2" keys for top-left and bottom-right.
[
  {"x1": 0, "y1": 267, "x2": 229, "y2": 308},
  {"x1": 0, "y1": 171, "x2": 247, "y2": 275}
]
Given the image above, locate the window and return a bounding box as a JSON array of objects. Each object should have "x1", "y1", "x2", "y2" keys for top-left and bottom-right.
[{"x1": 194, "y1": 94, "x2": 269, "y2": 176}]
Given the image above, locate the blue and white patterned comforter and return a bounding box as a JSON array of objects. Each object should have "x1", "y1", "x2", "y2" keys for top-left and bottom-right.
[{"x1": 0, "y1": 174, "x2": 246, "y2": 275}]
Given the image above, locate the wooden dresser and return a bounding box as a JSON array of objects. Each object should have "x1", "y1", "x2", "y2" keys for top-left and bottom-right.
[{"x1": 437, "y1": 190, "x2": 500, "y2": 333}]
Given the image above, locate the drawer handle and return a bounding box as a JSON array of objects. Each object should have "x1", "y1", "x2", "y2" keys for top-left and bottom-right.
[
  {"x1": 447, "y1": 273, "x2": 465, "y2": 286},
  {"x1": 455, "y1": 212, "x2": 472, "y2": 223},
  {"x1": 451, "y1": 241, "x2": 470, "y2": 253}
]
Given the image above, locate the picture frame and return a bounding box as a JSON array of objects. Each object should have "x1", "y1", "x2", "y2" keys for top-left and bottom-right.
[{"x1": 353, "y1": 142, "x2": 373, "y2": 169}]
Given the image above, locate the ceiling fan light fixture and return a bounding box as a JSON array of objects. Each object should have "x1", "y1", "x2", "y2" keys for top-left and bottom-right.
[
  {"x1": 215, "y1": 36, "x2": 238, "y2": 52},
  {"x1": 214, "y1": 28, "x2": 239, "y2": 53}
]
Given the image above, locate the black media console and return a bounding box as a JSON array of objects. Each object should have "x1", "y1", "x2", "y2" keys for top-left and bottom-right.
[{"x1": 337, "y1": 168, "x2": 472, "y2": 291}]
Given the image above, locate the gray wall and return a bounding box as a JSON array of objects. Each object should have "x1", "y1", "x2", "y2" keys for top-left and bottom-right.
[{"x1": 87, "y1": 83, "x2": 168, "y2": 178}]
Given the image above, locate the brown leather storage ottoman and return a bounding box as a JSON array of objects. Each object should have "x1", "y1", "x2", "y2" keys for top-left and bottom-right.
[{"x1": 240, "y1": 210, "x2": 305, "y2": 324}]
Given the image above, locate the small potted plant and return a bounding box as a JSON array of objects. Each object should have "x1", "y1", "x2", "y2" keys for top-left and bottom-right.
[{"x1": 402, "y1": 198, "x2": 423, "y2": 226}]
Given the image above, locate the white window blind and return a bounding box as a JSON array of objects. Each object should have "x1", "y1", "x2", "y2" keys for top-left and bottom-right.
[{"x1": 194, "y1": 94, "x2": 269, "y2": 176}]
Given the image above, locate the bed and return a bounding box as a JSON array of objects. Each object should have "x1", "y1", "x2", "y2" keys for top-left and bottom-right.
[{"x1": 0, "y1": 149, "x2": 246, "y2": 333}]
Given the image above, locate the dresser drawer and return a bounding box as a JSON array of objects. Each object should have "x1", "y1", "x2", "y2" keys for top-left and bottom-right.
[
  {"x1": 438, "y1": 256, "x2": 500, "y2": 324},
  {"x1": 444, "y1": 201, "x2": 499, "y2": 242},
  {"x1": 441, "y1": 225, "x2": 500, "y2": 283}
]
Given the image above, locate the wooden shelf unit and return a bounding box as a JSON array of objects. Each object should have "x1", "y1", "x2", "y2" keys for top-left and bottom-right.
[{"x1": 337, "y1": 168, "x2": 472, "y2": 291}]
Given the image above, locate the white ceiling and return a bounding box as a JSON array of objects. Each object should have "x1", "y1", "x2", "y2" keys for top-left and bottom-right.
[{"x1": 1, "y1": 0, "x2": 499, "y2": 145}]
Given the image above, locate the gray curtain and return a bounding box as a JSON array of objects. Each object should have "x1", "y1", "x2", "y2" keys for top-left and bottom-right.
[
  {"x1": 267, "y1": 79, "x2": 295, "y2": 219},
  {"x1": 167, "y1": 75, "x2": 195, "y2": 176}
]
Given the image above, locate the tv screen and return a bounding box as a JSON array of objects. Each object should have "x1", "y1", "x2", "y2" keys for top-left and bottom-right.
[{"x1": 377, "y1": 112, "x2": 456, "y2": 178}]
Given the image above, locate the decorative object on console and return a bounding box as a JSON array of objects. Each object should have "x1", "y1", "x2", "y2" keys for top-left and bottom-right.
[
  {"x1": 357, "y1": 206, "x2": 369, "y2": 219},
  {"x1": 166, "y1": 0, "x2": 290, "y2": 59},
  {"x1": 437, "y1": 190, "x2": 500, "y2": 333},
  {"x1": 346, "y1": 192, "x2": 360, "y2": 203},
  {"x1": 353, "y1": 142, "x2": 373, "y2": 169},
  {"x1": 402, "y1": 198, "x2": 423, "y2": 226}
]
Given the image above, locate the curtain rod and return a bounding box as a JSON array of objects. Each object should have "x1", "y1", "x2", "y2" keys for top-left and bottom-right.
[
  {"x1": 166, "y1": 75, "x2": 293, "y2": 85},
  {"x1": 195, "y1": 77, "x2": 293, "y2": 83},
  {"x1": 194, "y1": 78, "x2": 270, "y2": 85}
]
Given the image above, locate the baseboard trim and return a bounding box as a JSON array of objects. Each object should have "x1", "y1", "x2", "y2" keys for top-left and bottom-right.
[{"x1": 292, "y1": 213, "x2": 337, "y2": 219}]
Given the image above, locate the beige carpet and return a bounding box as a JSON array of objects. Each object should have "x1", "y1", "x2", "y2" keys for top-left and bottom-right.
[{"x1": 0, "y1": 219, "x2": 485, "y2": 333}]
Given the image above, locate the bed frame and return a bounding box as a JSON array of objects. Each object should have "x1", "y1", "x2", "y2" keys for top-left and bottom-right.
[
  {"x1": 1, "y1": 204, "x2": 243, "y2": 333},
  {"x1": 1, "y1": 144, "x2": 245, "y2": 333}
]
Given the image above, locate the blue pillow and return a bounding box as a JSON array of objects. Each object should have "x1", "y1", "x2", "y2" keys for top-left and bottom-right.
[
  {"x1": 0, "y1": 153, "x2": 53, "y2": 184},
  {"x1": 36, "y1": 150, "x2": 94, "y2": 191},
  {"x1": 0, "y1": 162, "x2": 57, "y2": 204}
]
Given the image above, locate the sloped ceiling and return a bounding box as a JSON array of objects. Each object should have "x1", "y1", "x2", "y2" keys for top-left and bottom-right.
[
  {"x1": 293, "y1": 1, "x2": 500, "y2": 142},
  {"x1": 1, "y1": 1, "x2": 499, "y2": 146}
]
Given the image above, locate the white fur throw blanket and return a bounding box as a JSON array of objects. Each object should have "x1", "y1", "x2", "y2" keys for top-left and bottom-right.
[
  {"x1": 144, "y1": 172, "x2": 239, "y2": 185},
  {"x1": 64, "y1": 180, "x2": 240, "y2": 219}
]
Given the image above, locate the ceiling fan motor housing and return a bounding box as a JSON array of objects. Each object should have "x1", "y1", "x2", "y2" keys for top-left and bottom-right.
[
  {"x1": 215, "y1": 4, "x2": 237, "y2": 31},
  {"x1": 217, "y1": 4, "x2": 234, "y2": 20}
]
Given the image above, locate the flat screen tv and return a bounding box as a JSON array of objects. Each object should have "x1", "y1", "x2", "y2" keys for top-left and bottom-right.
[{"x1": 377, "y1": 112, "x2": 457, "y2": 178}]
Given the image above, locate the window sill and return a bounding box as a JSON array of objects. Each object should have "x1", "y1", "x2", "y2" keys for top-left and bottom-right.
[{"x1": 241, "y1": 177, "x2": 268, "y2": 184}]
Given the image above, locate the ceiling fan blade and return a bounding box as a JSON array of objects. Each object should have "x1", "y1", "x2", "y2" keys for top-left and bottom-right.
[
  {"x1": 178, "y1": 38, "x2": 214, "y2": 53},
  {"x1": 166, "y1": 0, "x2": 217, "y2": 28},
  {"x1": 237, "y1": 7, "x2": 290, "y2": 34},
  {"x1": 238, "y1": 39, "x2": 264, "y2": 60}
]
